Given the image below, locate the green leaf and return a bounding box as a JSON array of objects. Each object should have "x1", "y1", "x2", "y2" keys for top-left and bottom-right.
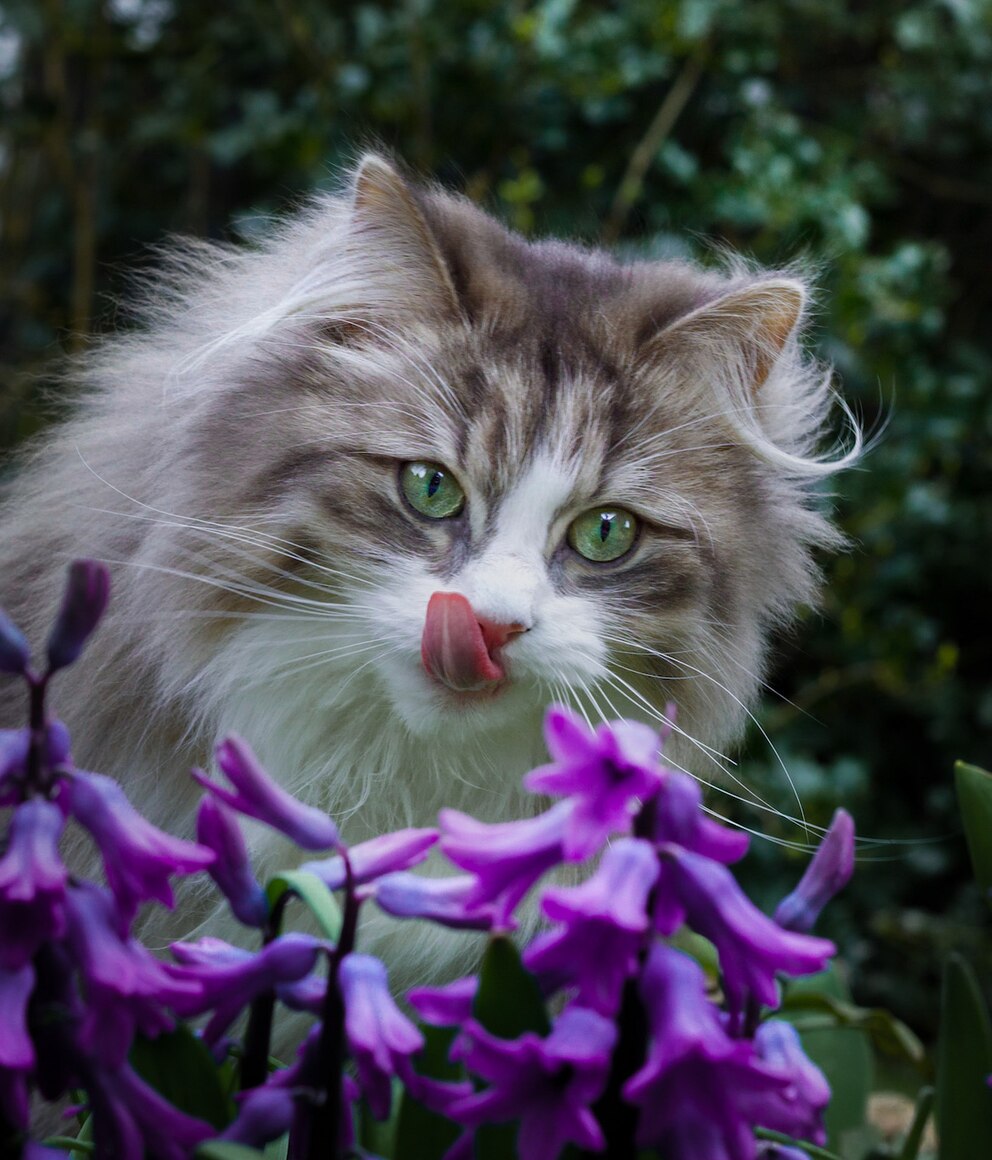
[
  {"x1": 754, "y1": 1127, "x2": 843, "y2": 1159},
  {"x1": 266, "y1": 869, "x2": 342, "y2": 941},
  {"x1": 359, "y1": 1083, "x2": 402, "y2": 1156},
  {"x1": 68, "y1": 1112, "x2": 93, "y2": 1160},
  {"x1": 935, "y1": 953, "x2": 992, "y2": 1159},
  {"x1": 196, "y1": 1144, "x2": 267, "y2": 1160},
  {"x1": 899, "y1": 1086, "x2": 934, "y2": 1160},
  {"x1": 781, "y1": 966, "x2": 874, "y2": 1155},
  {"x1": 394, "y1": 1025, "x2": 465, "y2": 1160},
  {"x1": 471, "y1": 938, "x2": 550, "y2": 1160},
  {"x1": 130, "y1": 1023, "x2": 233, "y2": 1130},
  {"x1": 780, "y1": 990, "x2": 926, "y2": 1069},
  {"x1": 472, "y1": 935, "x2": 550, "y2": 1040},
  {"x1": 42, "y1": 1137, "x2": 89, "y2": 1156},
  {"x1": 954, "y1": 762, "x2": 992, "y2": 902}
]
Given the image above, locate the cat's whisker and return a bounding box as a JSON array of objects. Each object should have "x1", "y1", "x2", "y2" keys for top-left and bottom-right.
[{"x1": 615, "y1": 639, "x2": 810, "y2": 835}]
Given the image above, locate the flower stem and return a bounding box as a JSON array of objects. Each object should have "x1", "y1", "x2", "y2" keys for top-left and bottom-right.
[
  {"x1": 25, "y1": 671, "x2": 49, "y2": 792},
  {"x1": 303, "y1": 852, "x2": 359, "y2": 1160},
  {"x1": 588, "y1": 976, "x2": 646, "y2": 1157},
  {"x1": 241, "y1": 892, "x2": 293, "y2": 1091}
]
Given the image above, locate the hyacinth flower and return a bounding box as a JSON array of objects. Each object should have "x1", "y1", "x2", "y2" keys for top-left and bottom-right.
[
  {"x1": 774, "y1": 808, "x2": 856, "y2": 934},
  {"x1": 0, "y1": 564, "x2": 226, "y2": 1154},
  {"x1": 621, "y1": 942, "x2": 825, "y2": 1158},
  {"x1": 523, "y1": 705, "x2": 668, "y2": 858},
  {"x1": 69, "y1": 770, "x2": 215, "y2": 924},
  {"x1": 445, "y1": 1005, "x2": 617, "y2": 1160},
  {"x1": 194, "y1": 735, "x2": 340, "y2": 852},
  {"x1": 196, "y1": 795, "x2": 269, "y2": 928},
  {"x1": 301, "y1": 827, "x2": 439, "y2": 893},
  {"x1": 0, "y1": 797, "x2": 68, "y2": 969},
  {"x1": 338, "y1": 953, "x2": 425, "y2": 1119},
  {"x1": 437, "y1": 801, "x2": 573, "y2": 927},
  {"x1": 523, "y1": 836, "x2": 659, "y2": 1016}
]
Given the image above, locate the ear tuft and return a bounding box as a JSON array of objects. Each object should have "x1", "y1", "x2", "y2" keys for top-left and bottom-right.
[{"x1": 660, "y1": 278, "x2": 807, "y2": 394}]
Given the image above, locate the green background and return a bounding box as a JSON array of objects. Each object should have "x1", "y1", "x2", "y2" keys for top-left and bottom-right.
[{"x1": 1, "y1": 0, "x2": 990, "y2": 1045}]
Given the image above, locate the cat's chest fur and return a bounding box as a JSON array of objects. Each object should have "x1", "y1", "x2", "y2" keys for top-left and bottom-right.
[{"x1": 0, "y1": 155, "x2": 855, "y2": 985}]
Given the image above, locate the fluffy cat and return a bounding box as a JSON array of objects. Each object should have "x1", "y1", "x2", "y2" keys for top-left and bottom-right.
[{"x1": 0, "y1": 155, "x2": 856, "y2": 973}]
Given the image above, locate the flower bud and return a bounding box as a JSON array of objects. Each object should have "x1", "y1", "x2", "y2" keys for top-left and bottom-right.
[
  {"x1": 45, "y1": 560, "x2": 110, "y2": 673},
  {"x1": 0, "y1": 608, "x2": 30, "y2": 675}
]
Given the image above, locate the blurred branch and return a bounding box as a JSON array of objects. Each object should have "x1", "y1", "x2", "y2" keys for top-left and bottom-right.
[
  {"x1": 601, "y1": 48, "x2": 706, "y2": 245},
  {"x1": 888, "y1": 155, "x2": 992, "y2": 207}
]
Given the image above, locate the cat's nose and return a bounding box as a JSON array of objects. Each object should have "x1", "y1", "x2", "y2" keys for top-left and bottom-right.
[{"x1": 476, "y1": 616, "x2": 528, "y2": 657}]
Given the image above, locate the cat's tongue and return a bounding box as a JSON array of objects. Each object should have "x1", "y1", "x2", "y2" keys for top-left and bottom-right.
[{"x1": 421, "y1": 592, "x2": 505, "y2": 693}]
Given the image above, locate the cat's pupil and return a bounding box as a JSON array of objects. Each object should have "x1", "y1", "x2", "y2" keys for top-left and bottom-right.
[
  {"x1": 428, "y1": 472, "x2": 442, "y2": 498},
  {"x1": 600, "y1": 516, "x2": 612, "y2": 543}
]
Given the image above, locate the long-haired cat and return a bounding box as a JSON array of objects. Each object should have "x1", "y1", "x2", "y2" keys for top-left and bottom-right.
[{"x1": 0, "y1": 155, "x2": 857, "y2": 975}]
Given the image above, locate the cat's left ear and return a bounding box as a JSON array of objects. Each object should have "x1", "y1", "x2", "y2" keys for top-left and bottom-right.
[
  {"x1": 655, "y1": 279, "x2": 806, "y2": 394},
  {"x1": 348, "y1": 154, "x2": 462, "y2": 320}
]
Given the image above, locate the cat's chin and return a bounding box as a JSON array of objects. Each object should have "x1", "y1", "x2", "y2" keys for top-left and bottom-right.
[{"x1": 379, "y1": 661, "x2": 542, "y2": 741}]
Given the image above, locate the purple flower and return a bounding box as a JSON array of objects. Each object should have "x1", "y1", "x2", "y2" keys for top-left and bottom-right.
[
  {"x1": 0, "y1": 607, "x2": 30, "y2": 674},
  {"x1": 0, "y1": 962, "x2": 35, "y2": 1070},
  {"x1": 439, "y1": 802, "x2": 572, "y2": 927},
  {"x1": 86, "y1": 1061, "x2": 213, "y2": 1160},
  {"x1": 196, "y1": 795, "x2": 268, "y2": 927},
  {"x1": 656, "y1": 846, "x2": 835, "y2": 1014},
  {"x1": 524, "y1": 837, "x2": 658, "y2": 1016},
  {"x1": 23, "y1": 1144, "x2": 76, "y2": 1160},
  {"x1": 194, "y1": 736, "x2": 339, "y2": 851},
  {"x1": 45, "y1": 559, "x2": 111, "y2": 673},
  {"x1": 170, "y1": 932, "x2": 323, "y2": 1044},
  {"x1": 69, "y1": 769, "x2": 215, "y2": 923},
  {"x1": 64, "y1": 883, "x2": 203, "y2": 1067},
  {"x1": 523, "y1": 706, "x2": 666, "y2": 859},
  {"x1": 373, "y1": 872, "x2": 495, "y2": 930},
  {"x1": 652, "y1": 771, "x2": 750, "y2": 864},
  {"x1": 220, "y1": 1084, "x2": 297, "y2": 1148},
  {"x1": 303, "y1": 827, "x2": 439, "y2": 890},
  {"x1": 0, "y1": 728, "x2": 30, "y2": 806},
  {"x1": 774, "y1": 809, "x2": 855, "y2": 934},
  {"x1": 407, "y1": 975, "x2": 478, "y2": 1026},
  {"x1": 751, "y1": 1020, "x2": 830, "y2": 1145},
  {"x1": 1, "y1": 722, "x2": 72, "y2": 806},
  {"x1": 0, "y1": 797, "x2": 68, "y2": 968},
  {"x1": 624, "y1": 943, "x2": 794, "y2": 1160},
  {"x1": 339, "y1": 953, "x2": 424, "y2": 1120},
  {"x1": 448, "y1": 1006, "x2": 616, "y2": 1160}
]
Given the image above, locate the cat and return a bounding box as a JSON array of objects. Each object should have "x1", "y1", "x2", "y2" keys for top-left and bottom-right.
[{"x1": 0, "y1": 154, "x2": 857, "y2": 978}]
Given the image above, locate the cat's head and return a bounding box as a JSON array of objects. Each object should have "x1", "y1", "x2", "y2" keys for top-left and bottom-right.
[{"x1": 144, "y1": 155, "x2": 856, "y2": 785}]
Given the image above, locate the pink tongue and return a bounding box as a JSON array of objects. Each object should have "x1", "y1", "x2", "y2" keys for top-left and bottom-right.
[{"x1": 421, "y1": 592, "x2": 504, "y2": 692}]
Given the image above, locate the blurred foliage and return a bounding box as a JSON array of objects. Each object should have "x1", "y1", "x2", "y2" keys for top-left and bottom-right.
[{"x1": 1, "y1": 0, "x2": 990, "y2": 1046}]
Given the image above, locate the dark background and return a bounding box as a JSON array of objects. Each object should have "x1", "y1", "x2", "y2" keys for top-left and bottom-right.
[{"x1": 2, "y1": 0, "x2": 990, "y2": 1051}]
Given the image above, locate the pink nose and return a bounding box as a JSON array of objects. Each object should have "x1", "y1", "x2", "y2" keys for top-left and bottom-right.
[
  {"x1": 421, "y1": 592, "x2": 526, "y2": 693},
  {"x1": 476, "y1": 614, "x2": 527, "y2": 657}
]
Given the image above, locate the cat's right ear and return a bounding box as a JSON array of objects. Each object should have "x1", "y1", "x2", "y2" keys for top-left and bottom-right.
[
  {"x1": 647, "y1": 278, "x2": 807, "y2": 398},
  {"x1": 348, "y1": 154, "x2": 462, "y2": 321}
]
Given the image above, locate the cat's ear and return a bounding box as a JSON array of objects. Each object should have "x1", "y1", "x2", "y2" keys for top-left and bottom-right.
[
  {"x1": 349, "y1": 154, "x2": 461, "y2": 319},
  {"x1": 654, "y1": 279, "x2": 806, "y2": 394}
]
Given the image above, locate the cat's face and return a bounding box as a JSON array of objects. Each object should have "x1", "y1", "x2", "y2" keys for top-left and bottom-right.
[{"x1": 156, "y1": 155, "x2": 844, "y2": 793}]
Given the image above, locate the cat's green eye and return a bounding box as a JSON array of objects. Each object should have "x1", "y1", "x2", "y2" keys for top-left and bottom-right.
[
  {"x1": 568, "y1": 507, "x2": 639, "y2": 563},
  {"x1": 400, "y1": 461, "x2": 465, "y2": 519}
]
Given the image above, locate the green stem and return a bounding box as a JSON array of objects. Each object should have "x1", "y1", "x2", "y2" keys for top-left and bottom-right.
[
  {"x1": 240, "y1": 892, "x2": 293, "y2": 1091},
  {"x1": 302, "y1": 853, "x2": 360, "y2": 1160}
]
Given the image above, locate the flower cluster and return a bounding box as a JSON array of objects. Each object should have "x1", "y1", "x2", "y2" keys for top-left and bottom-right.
[
  {"x1": 1, "y1": 562, "x2": 856, "y2": 1160},
  {"x1": 379, "y1": 707, "x2": 851, "y2": 1160}
]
